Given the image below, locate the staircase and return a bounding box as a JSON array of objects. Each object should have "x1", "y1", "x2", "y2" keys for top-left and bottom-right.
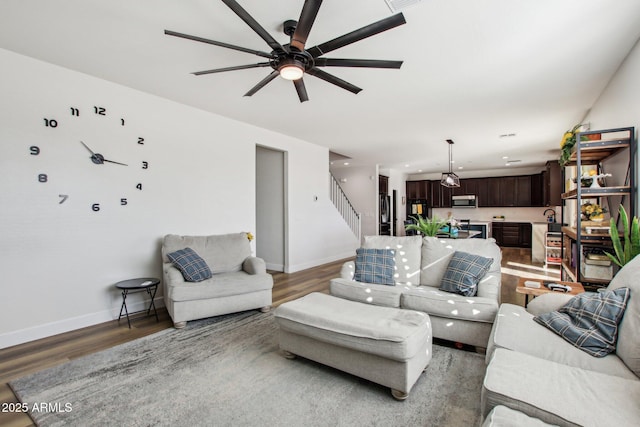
[{"x1": 330, "y1": 173, "x2": 361, "y2": 241}]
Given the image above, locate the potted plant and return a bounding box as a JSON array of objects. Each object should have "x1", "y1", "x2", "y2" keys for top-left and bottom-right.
[
  {"x1": 559, "y1": 124, "x2": 588, "y2": 167},
  {"x1": 405, "y1": 214, "x2": 448, "y2": 237},
  {"x1": 605, "y1": 205, "x2": 640, "y2": 267}
]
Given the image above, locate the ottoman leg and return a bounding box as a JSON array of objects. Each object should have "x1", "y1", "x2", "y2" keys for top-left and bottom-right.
[{"x1": 391, "y1": 389, "x2": 408, "y2": 401}]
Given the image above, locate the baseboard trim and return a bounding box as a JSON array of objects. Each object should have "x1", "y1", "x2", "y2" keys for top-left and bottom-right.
[
  {"x1": 0, "y1": 298, "x2": 165, "y2": 349},
  {"x1": 286, "y1": 251, "x2": 355, "y2": 273}
]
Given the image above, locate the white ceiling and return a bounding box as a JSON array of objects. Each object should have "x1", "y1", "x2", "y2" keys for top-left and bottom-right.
[{"x1": 2, "y1": 0, "x2": 640, "y2": 175}]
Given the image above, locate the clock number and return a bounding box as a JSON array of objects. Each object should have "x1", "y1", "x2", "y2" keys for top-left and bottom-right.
[
  {"x1": 121, "y1": 118, "x2": 125, "y2": 126},
  {"x1": 137, "y1": 137, "x2": 144, "y2": 145},
  {"x1": 121, "y1": 198, "x2": 128, "y2": 206},
  {"x1": 38, "y1": 174, "x2": 48, "y2": 183},
  {"x1": 30, "y1": 146, "x2": 40, "y2": 155},
  {"x1": 93, "y1": 106, "x2": 106, "y2": 116},
  {"x1": 142, "y1": 161, "x2": 148, "y2": 169},
  {"x1": 70, "y1": 107, "x2": 80, "y2": 117},
  {"x1": 136, "y1": 183, "x2": 143, "y2": 191},
  {"x1": 92, "y1": 203, "x2": 100, "y2": 212},
  {"x1": 43, "y1": 118, "x2": 58, "y2": 128},
  {"x1": 59, "y1": 194, "x2": 69, "y2": 204}
]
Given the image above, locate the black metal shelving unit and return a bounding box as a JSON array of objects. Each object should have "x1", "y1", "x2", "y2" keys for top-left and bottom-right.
[{"x1": 560, "y1": 127, "x2": 636, "y2": 289}]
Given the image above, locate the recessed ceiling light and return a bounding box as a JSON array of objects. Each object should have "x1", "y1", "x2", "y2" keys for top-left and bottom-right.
[
  {"x1": 458, "y1": 166, "x2": 464, "y2": 170},
  {"x1": 502, "y1": 156, "x2": 509, "y2": 160},
  {"x1": 418, "y1": 169, "x2": 423, "y2": 172},
  {"x1": 405, "y1": 164, "x2": 410, "y2": 168},
  {"x1": 343, "y1": 162, "x2": 349, "y2": 166}
]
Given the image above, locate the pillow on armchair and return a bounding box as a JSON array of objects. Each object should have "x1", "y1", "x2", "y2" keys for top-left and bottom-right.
[{"x1": 167, "y1": 247, "x2": 212, "y2": 282}]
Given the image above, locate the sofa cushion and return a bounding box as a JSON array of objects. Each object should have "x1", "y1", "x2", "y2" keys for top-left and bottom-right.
[
  {"x1": 482, "y1": 405, "x2": 556, "y2": 427},
  {"x1": 354, "y1": 248, "x2": 396, "y2": 285},
  {"x1": 167, "y1": 270, "x2": 273, "y2": 302},
  {"x1": 163, "y1": 233, "x2": 251, "y2": 274},
  {"x1": 607, "y1": 254, "x2": 640, "y2": 377},
  {"x1": 402, "y1": 286, "x2": 498, "y2": 323},
  {"x1": 483, "y1": 348, "x2": 640, "y2": 427},
  {"x1": 420, "y1": 237, "x2": 501, "y2": 287},
  {"x1": 274, "y1": 292, "x2": 431, "y2": 361},
  {"x1": 167, "y1": 247, "x2": 212, "y2": 282},
  {"x1": 362, "y1": 235, "x2": 423, "y2": 285},
  {"x1": 486, "y1": 303, "x2": 637, "y2": 380},
  {"x1": 329, "y1": 278, "x2": 405, "y2": 308},
  {"x1": 440, "y1": 251, "x2": 493, "y2": 296},
  {"x1": 534, "y1": 288, "x2": 630, "y2": 357}
]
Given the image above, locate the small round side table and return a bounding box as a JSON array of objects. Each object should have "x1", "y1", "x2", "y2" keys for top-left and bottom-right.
[{"x1": 115, "y1": 278, "x2": 160, "y2": 328}]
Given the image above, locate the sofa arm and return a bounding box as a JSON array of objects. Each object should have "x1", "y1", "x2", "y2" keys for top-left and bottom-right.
[
  {"x1": 243, "y1": 256, "x2": 267, "y2": 275},
  {"x1": 340, "y1": 261, "x2": 355, "y2": 280},
  {"x1": 164, "y1": 263, "x2": 186, "y2": 285},
  {"x1": 476, "y1": 273, "x2": 501, "y2": 303},
  {"x1": 526, "y1": 292, "x2": 574, "y2": 316}
]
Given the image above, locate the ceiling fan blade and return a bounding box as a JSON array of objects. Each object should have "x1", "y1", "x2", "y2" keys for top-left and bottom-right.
[
  {"x1": 290, "y1": 0, "x2": 323, "y2": 52},
  {"x1": 306, "y1": 68, "x2": 362, "y2": 94},
  {"x1": 221, "y1": 0, "x2": 286, "y2": 53},
  {"x1": 193, "y1": 62, "x2": 272, "y2": 76},
  {"x1": 294, "y1": 78, "x2": 309, "y2": 103},
  {"x1": 306, "y1": 13, "x2": 406, "y2": 58},
  {"x1": 244, "y1": 70, "x2": 280, "y2": 97},
  {"x1": 164, "y1": 30, "x2": 273, "y2": 59},
  {"x1": 314, "y1": 58, "x2": 403, "y2": 69}
]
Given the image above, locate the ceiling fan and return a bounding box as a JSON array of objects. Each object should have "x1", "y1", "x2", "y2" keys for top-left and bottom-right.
[{"x1": 165, "y1": 0, "x2": 406, "y2": 102}]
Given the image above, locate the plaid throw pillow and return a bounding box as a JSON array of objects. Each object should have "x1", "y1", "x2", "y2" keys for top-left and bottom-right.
[
  {"x1": 534, "y1": 287, "x2": 630, "y2": 357},
  {"x1": 439, "y1": 251, "x2": 493, "y2": 296},
  {"x1": 167, "y1": 247, "x2": 212, "y2": 282},
  {"x1": 354, "y1": 248, "x2": 396, "y2": 285}
]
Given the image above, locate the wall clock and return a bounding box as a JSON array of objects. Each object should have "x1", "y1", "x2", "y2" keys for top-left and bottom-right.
[{"x1": 31, "y1": 105, "x2": 149, "y2": 212}]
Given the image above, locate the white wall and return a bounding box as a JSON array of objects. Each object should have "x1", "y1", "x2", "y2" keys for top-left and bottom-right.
[
  {"x1": 585, "y1": 38, "x2": 640, "y2": 213},
  {"x1": 0, "y1": 49, "x2": 356, "y2": 347},
  {"x1": 256, "y1": 146, "x2": 285, "y2": 271},
  {"x1": 330, "y1": 164, "x2": 379, "y2": 239}
]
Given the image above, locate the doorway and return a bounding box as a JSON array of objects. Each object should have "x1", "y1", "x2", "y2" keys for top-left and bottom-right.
[{"x1": 255, "y1": 146, "x2": 287, "y2": 272}]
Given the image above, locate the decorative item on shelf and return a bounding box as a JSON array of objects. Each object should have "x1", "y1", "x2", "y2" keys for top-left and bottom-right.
[
  {"x1": 440, "y1": 139, "x2": 460, "y2": 188},
  {"x1": 588, "y1": 173, "x2": 612, "y2": 188},
  {"x1": 581, "y1": 202, "x2": 607, "y2": 222},
  {"x1": 605, "y1": 205, "x2": 640, "y2": 268},
  {"x1": 246, "y1": 232, "x2": 254, "y2": 241},
  {"x1": 559, "y1": 123, "x2": 589, "y2": 167},
  {"x1": 405, "y1": 214, "x2": 448, "y2": 237}
]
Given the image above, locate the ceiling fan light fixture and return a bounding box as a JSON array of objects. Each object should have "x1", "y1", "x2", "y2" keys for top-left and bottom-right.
[{"x1": 278, "y1": 58, "x2": 304, "y2": 80}]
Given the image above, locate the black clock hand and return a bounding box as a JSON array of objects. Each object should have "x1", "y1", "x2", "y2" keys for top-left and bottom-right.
[
  {"x1": 80, "y1": 141, "x2": 127, "y2": 166},
  {"x1": 102, "y1": 158, "x2": 128, "y2": 166}
]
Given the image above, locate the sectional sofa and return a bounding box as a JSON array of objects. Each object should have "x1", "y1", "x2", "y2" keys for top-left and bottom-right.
[
  {"x1": 330, "y1": 235, "x2": 502, "y2": 349},
  {"x1": 482, "y1": 254, "x2": 640, "y2": 426}
]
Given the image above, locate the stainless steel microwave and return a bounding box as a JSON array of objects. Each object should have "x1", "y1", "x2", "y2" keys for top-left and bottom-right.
[{"x1": 451, "y1": 195, "x2": 477, "y2": 208}]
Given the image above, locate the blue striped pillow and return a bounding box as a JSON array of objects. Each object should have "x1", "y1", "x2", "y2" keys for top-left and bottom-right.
[
  {"x1": 167, "y1": 247, "x2": 212, "y2": 282},
  {"x1": 439, "y1": 251, "x2": 493, "y2": 296},
  {"x1": 354, "y1": 248, "x2": 396, "y2": 285},
  {"x1": 534, "y1": 287, "x2": 630, "y2": 357}
]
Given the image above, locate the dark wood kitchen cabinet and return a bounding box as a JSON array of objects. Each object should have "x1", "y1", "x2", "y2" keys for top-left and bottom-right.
[
  {"x1": 491, "y1": 222, "x2": 532, "y2": 248},
  {"x1": 428, "y1": 180, "x2": 452, "y2": 208},
  {"x1": 406, "y1": 180, "x2": 428, "y2": 199},
  {"x1": 544, "y1": 161, "x2": 563, "y2": 206}
]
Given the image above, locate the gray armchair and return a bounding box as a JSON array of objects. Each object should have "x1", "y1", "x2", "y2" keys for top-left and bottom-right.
[{"x1": 161, "y1": 232, "x2": 273, "y2": 328}]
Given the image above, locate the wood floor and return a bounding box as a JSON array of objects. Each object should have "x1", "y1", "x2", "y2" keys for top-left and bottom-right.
[{"x1": 0, "y1": 247, "x2": 559, "y2": 427}]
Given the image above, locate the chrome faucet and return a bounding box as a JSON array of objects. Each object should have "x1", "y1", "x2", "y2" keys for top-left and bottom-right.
[{"x1": 543, "y1": 209, "x2": 556, "y2": 223}]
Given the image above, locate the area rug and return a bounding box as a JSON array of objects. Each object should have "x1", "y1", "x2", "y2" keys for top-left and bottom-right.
[{"x1": 10, "y1": 311, "x2": 486, "y2": 426}]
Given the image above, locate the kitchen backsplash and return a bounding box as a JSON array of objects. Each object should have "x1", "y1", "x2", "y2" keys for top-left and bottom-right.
[{"x1": 431, "y1": 206, "x2": 561, "y2": 223}]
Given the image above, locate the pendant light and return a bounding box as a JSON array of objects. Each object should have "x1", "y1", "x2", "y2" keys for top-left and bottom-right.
[{"x1": 440, "y1": 139, "x2": 460, "y2": 188}]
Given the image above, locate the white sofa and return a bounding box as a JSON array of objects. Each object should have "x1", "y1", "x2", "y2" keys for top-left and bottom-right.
[
  {"x1": 330, "y1": 235, "x2": 502, "y2": 349},
  {"x1": 482, "y1": 255, "x2": 640, "y2": 426},
  {"x1": 161, "y1": 233, "x2": 273, "y2": 328}
]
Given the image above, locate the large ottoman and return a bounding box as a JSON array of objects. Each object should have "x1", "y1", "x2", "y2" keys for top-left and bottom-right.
[{"x1": 273, "y1": 292, "x2": 432, "y2": 400}]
